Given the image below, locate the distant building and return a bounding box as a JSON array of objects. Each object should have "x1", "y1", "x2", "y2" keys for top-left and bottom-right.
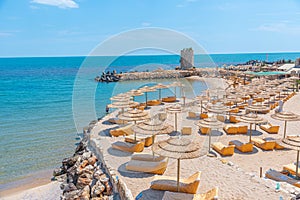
[
  {"x1": 180, "y1": 48, "x2": 194, "y2": 69},
  {"x1": 295, "y1": 58, "x2": 300, "y2": 66}
]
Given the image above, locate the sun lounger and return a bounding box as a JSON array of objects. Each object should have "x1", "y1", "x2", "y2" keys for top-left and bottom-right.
[
  {"x1": 109, "y1": 124, "x2": 133, "y2": 137},
  {"x1": 229, "y1": 115, "x2": 240, "y2": 123},
  {"x1": 266, "y1": 169, "x2": 300, "y2": 188},
  {"x1": 263, "y1": 137, "x2": 284, "y2": 150},
  {"x1": 162, "y1": 96, "x2": 176, "y2": 103},
  {"x1": 147, "y1": 100, "x2": 162, "y2": 106},
  {"x1": 251, "y1": 138, "x2": 275, "y2": 151},
  {"x1": 181, "y1": 126, "x2": 192, "y2": 135},
  {"x1": 188, "y1": 112, "x2": 198, "y2": 119},
  {"x1": 199, "y1": 127, "x2": 211, "y2": 135},
  {"x1": 223, "y1": 125, "x2": 238, "y2": 134},
  {"x1": 150, "y1": 171, "x2": 201, "y2": 194},
  {"x1": 111, "y1": 141, "x2": 144, "y2": 153},
  {"x1": 108, "y1": 118, "x2": 128, "y2": 124},
  {"x1": 216, "y1": 115, "x2": 226, "y2": 122},
  {"x1": 229, "y1": 140, "x2": 253, "y2": 153},
  {"x1": 283, "y1": 163, "x2": 300, "y2": 176},
  {"x1": 162, "y1": 187, "x2": 218, "y2": 200},
  {"x1": 260, "y1": 123, "x2": 279, "y2": 134},
  {"x1": 131, "y1": 153, "x2": 166, "y2": 161},
  {"x1": 200, "y1": 113, "x2": 208, "y2": 119},
  {"x1": 126, "y1": 157, "x2": 168, "y2": 175},
  {"x1": 212, "y1": 142, "x2": 235, "y2": 156},
  {"x1": 237, "y1": 125, "x2": 248, "y2": 134},
  {"x1": 229, "y1": 108, "x2": 239, "y2": 113},
  {"x1": 125, "y1": 135, "x2": 153, "y2": 147}
]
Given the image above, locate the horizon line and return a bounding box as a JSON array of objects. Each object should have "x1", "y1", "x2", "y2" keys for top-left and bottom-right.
[{"x1": 1, "y1": 50, "x2": 300, "y2": 59}]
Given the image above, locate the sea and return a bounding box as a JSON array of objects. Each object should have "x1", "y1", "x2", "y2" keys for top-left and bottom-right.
[{"x1": 0, "y1": 52, "x2": 300, "y2": 190}]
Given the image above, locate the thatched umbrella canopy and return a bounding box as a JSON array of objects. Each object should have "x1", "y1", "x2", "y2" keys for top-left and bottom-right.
[
  {"x1": 132, "y1": 120, "x2": 173, "y2": 135},
  {"x1": 127, "y1": 89, "x2": 144, "y2": 98},
  {"x1": 238, "y1": 113, "x2": 267, "y2": 142},
  {"x1": 140, "y1": 86, "x2": 156, "y2": 108},
  {"x1": 205, "y1": 102, "x2": 231, "y2": 114},
  {"x1": 194, "y1": 95, "x2": 209, "y2": 113},
  {"x1": 271, "y1": 111, "x2": 300, "y2": 138},
  {"x1": 278, "y1": 136, "x2": 300, "y2": 177},
  {"x1": 110, "y1": 93, "x2": 131, "y2": 101},
  {"x1": 246, "y1": 104, "x2": 270, "y2": 113},
  {"x1": 196, "y1": 117, "x2": 223, "y2": 153},
  {"x1": 153, "y1": 83, "x2": 169, "y2": 100},
  {"x1": 152, "y1": 137, "x2": 203, "y2": 191},
  {"x1": 166, "y1": 105, "x2": 183, "y2": 132},
  {"x1": 169, "y1": 81, "x2": 184, "y2": 98},
  {"x1": 108, "y1": 100, "x2": 139, "y2": 113}
]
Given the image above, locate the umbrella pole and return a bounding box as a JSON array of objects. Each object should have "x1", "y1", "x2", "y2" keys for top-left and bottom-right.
[
  {"x1": 175, "y1": 113, "x2": 178, "y2": 132},
  {"x1": 284, "y1": 120, "x2": 287, "y2": 138},
  {"x1": 249, "y1": 123, "x2": 252, "y2": 143},
  {"x1": 208, "y1": 129, "x2": 212, "y2": 153},
  {"x1": 175, "y1": 87, "x2": 177, "y2": 98},
  {"x1": 159, "y1": 89, "x2": 161, "y2": 101},
  {"x1": 177, "y1": 159, "x2": 180, "y2": 192},
  {"x1": 200, "y1": 101, "x2": 202, "y2": 114},
  {"x1": 297, "y1": 150, "x2": 300, "y2": 178},
  {"x1": 145, "y1": 92, "x2": 148, "y2": 109}
]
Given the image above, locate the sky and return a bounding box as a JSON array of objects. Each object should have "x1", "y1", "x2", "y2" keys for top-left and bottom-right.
[{"x1": 1, "y1": 0, "x2": 300, "y2": 57}]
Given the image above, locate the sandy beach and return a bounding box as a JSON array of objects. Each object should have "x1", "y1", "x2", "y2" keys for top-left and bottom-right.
[{"x1": 86, "y1": 77, "x2": 300, "y2": 199}]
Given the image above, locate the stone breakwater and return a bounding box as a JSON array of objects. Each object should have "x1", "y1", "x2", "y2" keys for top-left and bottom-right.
[{"x1": 53, "y1": 130, "x2": 114, "y2": 200}]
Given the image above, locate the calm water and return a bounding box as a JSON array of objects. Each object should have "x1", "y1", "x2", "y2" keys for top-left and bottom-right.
[{"x1": 0, "y1": 52, "x2": 300, "y2": 187}]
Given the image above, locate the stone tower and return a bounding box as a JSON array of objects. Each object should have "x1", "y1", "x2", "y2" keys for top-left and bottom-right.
[
  {"x1": 180, "y1": 48, "x2": 194, "y2": 69},
  {"x1": 295, "y1": 58, "x2": 300, "y2": 66}
]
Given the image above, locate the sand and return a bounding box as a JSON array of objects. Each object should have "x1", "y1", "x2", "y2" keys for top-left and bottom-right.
[{"x1": 90, "y1": 88, "x2": 300, "y2": 199}]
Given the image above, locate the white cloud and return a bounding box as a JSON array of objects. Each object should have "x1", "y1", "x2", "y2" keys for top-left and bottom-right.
[
  {"x1": 0, "y1": 32, "x2": 12, "y2": 37},
  {"x1": 31, "y1": 0, "x2": 78, "y2": 9},
  {"x1": 253, "y1": 22, "x2": 300, "y2": 35}
]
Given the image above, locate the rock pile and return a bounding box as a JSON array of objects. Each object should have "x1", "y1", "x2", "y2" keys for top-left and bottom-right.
[{"x1": 53, "y1": 136, "x2": 113, "y2": 200}]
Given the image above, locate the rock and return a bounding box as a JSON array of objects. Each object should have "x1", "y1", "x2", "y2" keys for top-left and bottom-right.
[
  {"x1": 82, "y1": 152, "x2": 92, "y2": 160},
  {"x1": 63, "y1": 183, "x2": 77, "y2": 193},
  {"x1": 91, "y1": 180, "x2": 105, "y2": 197},
  {"x1": 76, "y1": 174, "x2": 92, "y2": 189},
  {"x1": 80, "y1": 160, "x2": 89, "y2": 170},
  {"x1": 53, "y1": 167, "x2": 65, "y2": 176},
  {"x1": 78, "y1": 185, "x2": 90, "y2": 200},
  {"x1": 94, "y1": 169, "x2": 104, "y2": 180},
  {"x1": 88, "y1": 156, "x2": 98, "y2": 165},
  {"x1": 64, "y1": 190, "x2": 80, "y2": 200},
  {"x1": 228, "y1": 161, "x2": 234, "y2": 166}
]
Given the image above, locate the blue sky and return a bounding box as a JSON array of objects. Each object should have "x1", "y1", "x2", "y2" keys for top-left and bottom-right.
[{"x1": 0, "y1": 0, "x2": 300, "y2": 57}]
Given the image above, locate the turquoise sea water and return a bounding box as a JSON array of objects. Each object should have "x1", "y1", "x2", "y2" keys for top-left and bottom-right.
[{"x1": 1, "y1": 52, "x2": 300, "y2": 188}]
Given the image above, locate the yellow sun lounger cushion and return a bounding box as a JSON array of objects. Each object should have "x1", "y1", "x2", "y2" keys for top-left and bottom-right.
[
  {"x1": 131, "y1": 153, "x2": 166, "y2": 161},
  {"x1": 126, "y1": 157, "x2": 168, "y2": 175},
  {"x1": 200, "y1": 113, "x2": 208, "y2": 119},
  {"x1": 162, "y1": 96, "x2": 176, "y2": 103},
  {"x1": 260, "y1": 123, "x2": 280, "y2": 134},
  {"x1": 150, "y1": 171, "x2": 201, "y2": 194},
  {"x1": 229, "y1": 115, "x2": 240, "y2": 123},
  {"x1": 188, "y1": 112, "x2": 198, "y2": 119},
  {"x1": 212, "y1": 142, "x2": 235, "y2": 156},
  {"x1": 229, "y1": 140, "x2": 253, "y2": 153},
  {"x1": 199, "y1": 126, "x2": 211, "y2": 135},
  {"x1": 111, "y1": 141, "x2": 144, "y2": 153},
  {"x1": 251, "y1": 138, "x2": 275, "y2": 151},
  {"x1": 283, "y1": 163, "x2": 300, "y2": 176},
  {"x1": 181, "y1": 126, "x2": 192, "y2": 135},
  {"x1": 125, "y1": 135, "x2": 153, "y2": 147},
  {"x1": 147, "y1": 100, "x2": 162, "y2": 106},
  {"x1": 162, "y1": 187, "x2": 218, "y2": 200},
  {"x1": 223, "y1": 125, "x2": 238, "y2": 135},
  {"x1": 237, "y1": 125, "x2": 248, "y2": 134},
  {"x1": 109, "y1": 124, "x2": 133, "y2": 137}
]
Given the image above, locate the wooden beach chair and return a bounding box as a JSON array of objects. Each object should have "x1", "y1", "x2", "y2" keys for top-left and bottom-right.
[
  {"x1": 150, "y1": 171, "x2": 201, "y2": 194},
  {"x1": 200, "y1": 113, "x2": 208, "y2": 119},
  {"x1": 188, "y1": 112, "x2": 198, "y2": 119},
  {"x1": 260, "y1": 123, "x2": 280, "y2": 134},
  {"x1": 147, "y1": 100, "x2": 161, "y2": 106},
  {"x1": 251, "y1": 138, "x2": 275, "y2": 151},
  {"x1": 283, "y1": 163, "x2": 300, "y2": 176},
  {"x1": 162, "y1": 96, "x2": 176, "y2": 103},
  {"x1": 181, "y1": 126, "x2": 192, "y2": 135},
  {"x1": 229, "y1": 115, "x2": 240, "y2": 123},
  {"x1": 126, "y1": 157, "x2": 168, "y2": 175},
  {"x1": 212, "y1": 142, "x2": 235, "y2": 156},
  {"x1": 125, "y1": 135, "x2": 153, "y2": 147},
  {"x1": 237, "y1": 125, "x2": 248, "y2": 134},
  {"x1": 263, "y1": 137, "x2": 285, "y2": 150},
  {"x1": 109, "y1": 124, "x2": 133, "y2": 137},
  {"x1": 199, "y1": 126, "x2": 211, "y2": 135},
  {"x1": 223, "y1": 125, "x2": 238, "y2": 135},
  {"x1": 111, "y1": 141, "x2": 144, "y2": 153},
  {"x1": 229, "y1": 140, "x2": 253, "y2": 153},
  {"x1": 131, "y1": 153, "x2": 166, "y2": 161},
  {"x1": 162, "y1": 187, "x2": 218, "y2": 200}
]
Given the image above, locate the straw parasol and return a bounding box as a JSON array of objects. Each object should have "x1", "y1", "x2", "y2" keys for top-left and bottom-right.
[
  {"x1": 194, "y1": 95, "x2": 209, "y2": 113},
  {"x1": 271, "y1": 111, "x2": 300, "y2": 138},
  {"x1": 246, "y1": 104, "x2": 270, "y2": 113},
  {"x1": 140, "y1": 86, "x2": 156, "y2": 108},
  {"x1": 238, "y1": 113, "x2": 267, "y2": 142},
  {"x1": 154, "y1": 83, "x2": 169, "y2": 101},
  {"x1": 118, "y1": 109, "x2": 150, "y2": 141},
  {"x1": 170, "y1": 81, "x2": 184, "y2": 98},
  {"x1": 110, "y1": 93, "x2": 131, "y2": 101},
  {"x1": 152, "y1": 137, "x2": 203, "y2": 191},
  {"x1": 278, "y1": 136, "x2": 300, "y2": 178},
  {"x1": 108, "y1": 100, "x2": 139, "y2": 113},
  {"x1": 126, "y1": 89, "x2": 144, "y2": 101},
  {"x1": 205, "y1": 102, "x2": 231, "y2": 114},
  {"x1": 132, "y1": 119, "x2": 173, "y2": 136},
  {"x1": 196, "y1": 117, "x2": 223, "y2": 153},
  {"x1": 166, "y1": 105, "x2": 183, "y2": 132}
]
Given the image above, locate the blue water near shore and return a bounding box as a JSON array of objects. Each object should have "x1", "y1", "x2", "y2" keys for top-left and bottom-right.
[{"x1": 0, "y1": 52, "x2": 300, "y2": 187}]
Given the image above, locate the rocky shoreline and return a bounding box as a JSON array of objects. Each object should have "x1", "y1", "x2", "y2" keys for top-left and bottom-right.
[{"x1": 53, "y1": 125, "x2": 115, "y2": 200}]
